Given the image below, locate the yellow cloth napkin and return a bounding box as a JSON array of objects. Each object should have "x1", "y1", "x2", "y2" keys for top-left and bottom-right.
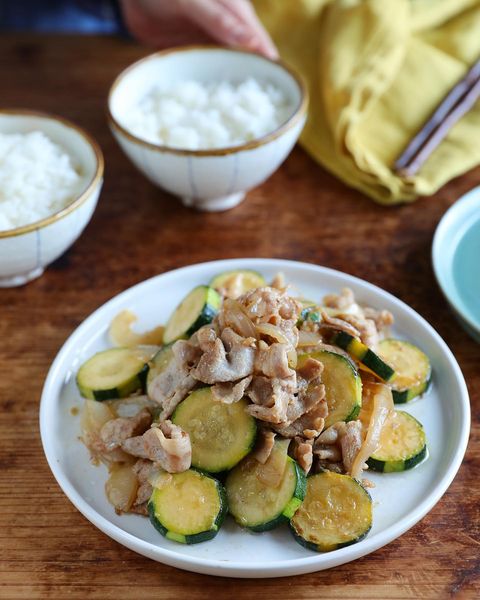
[{"x1": 253, "y1": 0, "x2": 480, "y2": 204}]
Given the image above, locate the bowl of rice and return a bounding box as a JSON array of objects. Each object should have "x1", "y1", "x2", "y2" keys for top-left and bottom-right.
[
  {"x1": 0, "y1": 110, "x2": 103, "y2": 287},
  {"x1": 107, "y1": 46, "x2": 308, "y2": 212}
]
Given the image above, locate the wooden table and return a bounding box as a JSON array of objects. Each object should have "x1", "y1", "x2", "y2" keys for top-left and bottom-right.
[{"x1": 1, "y1": 35, "x2": 479, "y2": 600}]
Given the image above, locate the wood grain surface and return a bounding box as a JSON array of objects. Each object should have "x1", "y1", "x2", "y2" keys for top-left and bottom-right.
[{"x1": 0, "y1": 35, "x2": 479, "y2": 600}]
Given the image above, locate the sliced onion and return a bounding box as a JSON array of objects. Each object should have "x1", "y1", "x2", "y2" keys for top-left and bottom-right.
[
  {"x1": 270, "y1": 272, "x2": 286, "y2": 290},
  {"x1": 256, "y1": 323, "x2": 297, "y2": 368},
  {"x1": 256, "y1": 439, "x2": 290, "y2": 488},
  {"x1": 319, "y1": 310, "x2": 361, "y2": 338},
  {"x1": 81, "y1": 400, "x2": 130, "y2": 465},
  {"x1": 217, "y1": 273, "x2": 244, "y2": 299},
  {"x1": 358, "y1": 379, "x2": 382, "y2": 428},
  {"x1": 298, "y1": 330, "x2": 323, "y2": 347},
  {"x1": 287, "y1": 348, "x2": 298, "y2": 369},
  {"x1": 223, "y1": 299, "x2": 257, "y2": 338},
  {"x1": 81, "y1": 399, "x2": 115, "y2": 441},
  {"x1": 321, "y1": 303, "x2": 363, "y2": 318},
  {"x1": 350, "y1": 383, "x2": 394, "y2": 479},
  {"x1": 316, "y1": 342, "x2": 353, "y2": 362},
  {"x1": 109, "y1": 310, "x2": 164, "y2": 347},
  {"x1": 108, "y1": 395, "x2": 156, "y2": 418},
  {"x1": 256, "y1": 322, "x2": 289, "y2": 344},
  {"x1": 105, "y1": 460, "x2": 138, "y2": 513},
  {"x1": 147, "y1": 467, "x2": 171, "y2": 489}
]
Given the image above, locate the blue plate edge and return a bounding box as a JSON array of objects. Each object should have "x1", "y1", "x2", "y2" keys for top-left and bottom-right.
[{"x1": 432, "y1": 186, "x2": 480, "y2": 342}]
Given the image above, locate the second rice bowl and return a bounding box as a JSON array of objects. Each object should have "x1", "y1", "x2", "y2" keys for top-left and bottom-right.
[
  {"x1": 0, "y1": 110, "x2": 103, "y2": 287},
  {"x1": 107, "y1": 46, "x2": 308, "y2": 212}
]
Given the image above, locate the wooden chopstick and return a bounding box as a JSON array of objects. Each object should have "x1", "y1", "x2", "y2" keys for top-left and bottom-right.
[{"x1": 394, "y1": 58, "x2": 480, "y2": 178}]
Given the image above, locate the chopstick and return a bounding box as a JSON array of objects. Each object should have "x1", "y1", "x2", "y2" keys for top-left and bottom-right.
[{"x1": 394, "y1": 58, "x2": 480, "y2": 178}]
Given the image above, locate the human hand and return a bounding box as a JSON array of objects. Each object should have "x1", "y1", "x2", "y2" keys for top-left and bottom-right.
[{"x1": 120, "y1": 0, "x2": 278, "y2": 59}]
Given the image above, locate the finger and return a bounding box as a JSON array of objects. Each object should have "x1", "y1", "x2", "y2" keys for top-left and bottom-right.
[
  {"x1": 216, "y1": 0, "x2": 278, "y2": 59},
  {"x1": 179, "y1": 0, "x2": 277, "y2": 58},
  {"x1": 179, "y1": 0, "x2": 253, "y2": 45}
]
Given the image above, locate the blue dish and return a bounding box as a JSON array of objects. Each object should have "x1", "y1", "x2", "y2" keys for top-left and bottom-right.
[{"x1": 432, "y1": 186, "x2": 480, "y2": 343}]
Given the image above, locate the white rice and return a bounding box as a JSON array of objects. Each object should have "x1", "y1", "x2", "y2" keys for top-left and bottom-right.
[
  {"x1": 0, "y1": 131, "x2": 83, "y2": 231},
  {"x1": 122, "y1": 78, "x2": 293, "y2": 150}
]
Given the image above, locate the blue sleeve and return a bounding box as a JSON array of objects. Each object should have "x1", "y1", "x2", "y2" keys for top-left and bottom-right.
[{"x1": 0, "y1": 0, "x2": 128, "y2": 35}]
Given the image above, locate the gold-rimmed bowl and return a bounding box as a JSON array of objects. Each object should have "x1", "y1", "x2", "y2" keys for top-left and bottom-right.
[
  {"x1": 107, "y1": 46, "x2": 308, "y2": 212},
  {"x1": 0, "y1": 110, "x2": 104, "y2": 287}
]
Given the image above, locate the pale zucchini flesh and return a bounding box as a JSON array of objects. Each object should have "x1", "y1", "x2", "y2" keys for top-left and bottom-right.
[
  {"x1": 148, "y1": 469, "x2": 226, "y2": 544},
  {"x1": 172, "y1": 387, "x2": 257, "y2": 472},
  {"x1": 76, "y1": 347, "x2": 148, "y2": 401},
  {"x1": 290, "y1": 471, "x2": 372, "y2": 552},
  {"x1": 163, "y1": 285, "x2": 221, "y2": 344},
  {"x1": 209, "y1": 270, "x2": 266, "y2": 297},
  {"x1": 298, "y1": 350, "x2": 362, "y2": 428},
  {"x1": 368, "y1": 410, "x2": 427, "y2": 472},
  {"x1": 377, "y1": 339, "x2": 431, "y2": 403},
  {"x1": 226, "y1": 442, "x2": 306, "y2": 532}
]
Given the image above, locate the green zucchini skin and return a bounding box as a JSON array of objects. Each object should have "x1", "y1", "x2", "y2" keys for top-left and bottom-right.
[
  {"x1": 298, "y1": 350, "x2": 362, "y2": 429},
  {"x1": 76, "y1": 348, "x2": 149, "y2": 401},
  {"x1": 90, "y1": 384, "x2": 141, "y2": 402},
  {"x1": 163, "y1": 285, "x2": 221, "y2": 344},
  {"x1": 248, "y1": 461, "x2": 307, "y2": 533},
  {"x1": 226, "y1": 442, "x2": 306, "y2": 533},
  {"x1": 290, "y1": 472, "x2": 372, "y2": 553},
  {"x1": 367, "y1": 411, "x2": 427, "y2": 473},
  {"x1": 391, "y1": 379, "x2": 431, "y2": 404},
  {"x1": 377, "y1": 339, "x2": 432, "y2": 404},
  {"x1": 185, "y1": 305, "x2": 218, "y2": 338},
  {"x1": 290, "y1": 521, "x2": 372, "y2": 553},
  {"x1": 148, "y1": 504, "x2": 169, "y2": 537},
  {"x1": 147, "y1": 469, "x2": 227, "y2": 545},
  {"x1": 367, "y1": 445, "x2": 427, "y2": 473},
  {"x1": 332, "y1": 331, "x2": 395, "y2": 382},
  {"x1": 172, "y1": 387, "x2": 257, "y2": 473},
  {"x1": 137, "y1": 363, "x2": 150, "y2": 392}
]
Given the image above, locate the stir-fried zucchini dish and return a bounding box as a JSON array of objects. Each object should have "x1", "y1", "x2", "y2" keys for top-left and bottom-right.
[{"x1": 76, "y1": 271, "x2": 431, "y2": 551}]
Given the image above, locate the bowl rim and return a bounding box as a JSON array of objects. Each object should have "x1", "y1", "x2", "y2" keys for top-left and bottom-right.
[
  {"x1": 431, "y1": 185, "x2": 480, "y2": 338},
  {"x1": 0, "y1": 108, "x2": 104, "y2": 239},
  {"x1": 107, "y1": 44, "x2": 309, "y2": 157}
]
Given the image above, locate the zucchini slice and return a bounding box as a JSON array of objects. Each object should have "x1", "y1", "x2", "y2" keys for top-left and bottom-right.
[
  {"x1": 226, "y1": 441, "x2": 306, "y2": 532},
  {"x1": 209, "y1": 270, "x2": 266, "y2": 297},
  {"x1": 171, "y1": 387, "x2": 257, "y2": 472},
  {"x1": 377, "y1": 339, "x2": 431, "y2": 403},
  {"x1": 332, "y1": 331, "x2": 395, "y2": 382},
  {"x1": 163, "y1": 286, "x2": 221, "y2": 344},
  {"x1": 367, "y1": 410, "x2": 427, "y2": 472},
  {"x1": 290, "y1": 471, "x2": 372, "y2": 552},
  {"x1": 76, "y1": 348, "x2": 148, "y2": 401},
  {"x1": 146, "y1": 344, "x2": 174, "y2": 392},
  {"x1": 298, "y1": 350, "x2": 362, "y2": 428},
  {"x1": 148, "y1": 469, "x2": 227, "y2": 544}
]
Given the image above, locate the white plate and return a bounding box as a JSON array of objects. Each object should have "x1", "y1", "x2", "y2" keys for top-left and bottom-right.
[{"x1": 40, "y1": 259, "x2": 470, "y2": 578}]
